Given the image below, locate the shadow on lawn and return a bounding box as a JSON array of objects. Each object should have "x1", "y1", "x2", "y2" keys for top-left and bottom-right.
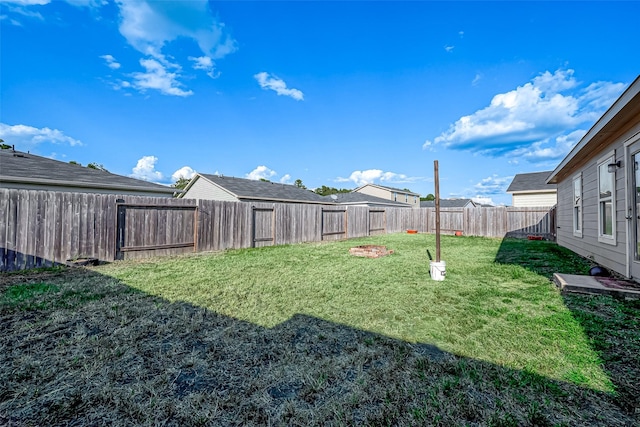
[
  {"x1": 495, "y1": 237, "x2": 640, "y2": 421},
  {"x1": 1, "y1": 267, "x2": 636, "y2": 426}
]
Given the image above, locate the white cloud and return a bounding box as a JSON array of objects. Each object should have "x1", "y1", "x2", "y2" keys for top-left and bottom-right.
[
  {"x1": 131, "y1": 155, "x2": 163, "y2": 181},
  {"x1": 65, "y1": 0, "x2": 108, "y2": 7},
  {"x1": 279, "y1": 174, "x2": 292, "y2": 184},
  {"x1": 130, "y1": 58, "x2": 193, "y2": 97},
  {"x1": 512, "y1": 129, "x2": 586, "y2": 164},
  {"x1": 113, "y1": 0, "x2": 236, "y2": 96},
  {"x1": 246, "y1": 165, "x2": 277, "y2": 181},
  {"x1": 116, "y1": 0, "x2": 236, "y2": 60},
  {"x1": 100, "y1": 54, "x2": 121, "y2": 69},
  {"x1": 189, "y1": 55, "x2": 218, "y2": 79},
  {"x1": 0, "y1": 123, "x2": 82, "y2": 148},
  {"x1": 423, "y1": 69, "x2": 626, "y2": 163},
  {"x1": 337, "y1": 169, "x2": 422, "y2": 187},
  {"x1": 254, "y1": 72, "x2": 304, "y2": 101},
  {"x1": 470, "y1": 196, "x2": 496, "y2": 206},
  {"x1": 5, "y1": 0, "x2": 235, "y2": 96},
  {"x1": 171, "y1": 166, "x2": 196, "y2": 182},
  {"x1": 472, "y1": 73, "x2": 482, "y2": 86},
  {"x1": 2, "y1": 0, "x2": 49, "y2": 5},
  {"x1": 458, "y1": 175, "x2": 513, "y2": 205}
]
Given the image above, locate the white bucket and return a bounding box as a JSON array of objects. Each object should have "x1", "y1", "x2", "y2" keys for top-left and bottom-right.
[{"x1": 430, "y1": 260, "x2": 446, "y2": 281}]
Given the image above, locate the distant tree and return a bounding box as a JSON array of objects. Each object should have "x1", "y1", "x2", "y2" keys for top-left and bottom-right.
[
  {"x1": 87, "y1": 162, "x2": 108, "y2": 172},
  {"x1": 69, "y1": 161, "x2": 82, "y2": 166},
  {"x1": 259, "y1": 178, "x2": 271, "y2": 182},
  {"x1": 172, "y1": 177, "x2": 191, "y2": 190},
  {"x1": 313, "y1": 185, "x2": 352, "y2": 196},
  {"x1": 420, "y1": 193, "x2": 435, "y2": 201},
  {"x1": 0, "y1": 138, "x2": 10, "y2": 150},
  {"x1": 294, "y1": 179, "x2": 307, "y2": 189}
]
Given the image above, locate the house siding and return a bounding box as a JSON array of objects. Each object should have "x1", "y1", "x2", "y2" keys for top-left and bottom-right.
[
  {"x1": 355, "y1": 185, "x2": 419, "y2": 208},
  {"x1": 182, "y1": 177, "x2": 238, "y2": 202},
  {"x1": 556, "y1": 129, "x2": 636, "y2": 277},
  {"x1": 511, "y1": 192, "x2": 557, "y2": 207}
]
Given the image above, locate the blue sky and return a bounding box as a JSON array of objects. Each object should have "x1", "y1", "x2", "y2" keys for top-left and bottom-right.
[{"x1": 1, "y1": 1, "x2": 639, "y2": 205}]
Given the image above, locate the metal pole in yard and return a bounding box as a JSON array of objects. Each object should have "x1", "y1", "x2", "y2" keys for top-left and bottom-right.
[{"x1": 434, "y1": 160, "x2": 441, "y2": 263}]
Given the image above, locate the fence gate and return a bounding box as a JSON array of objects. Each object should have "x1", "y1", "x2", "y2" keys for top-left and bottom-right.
[
  {"x1": 115, "y1": 202, "x2": 197, "y2": 260},
  {"x1": 368, "y1": 209, "x2": 386, "y2": 235},
  {"x1": 321, "y1": 208, "x2": 347, "y2": 240},
  {"x1": 252, "y1": 206, "x2": 275, "y2": 247}
]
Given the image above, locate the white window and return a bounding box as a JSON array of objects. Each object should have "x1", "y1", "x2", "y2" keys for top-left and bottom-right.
[
  {"x1": 393, "y1": 192, "x2": 397, "y2": 201},
  {"x1": 597, "y1": 152, "x2": 616, "y2": 244},
  {"x1": 573, "y1": 174, "x2": 582, "y2": 237},
  {"x1": 405, "y1": 194, "x2": 408, "y2": 203}
]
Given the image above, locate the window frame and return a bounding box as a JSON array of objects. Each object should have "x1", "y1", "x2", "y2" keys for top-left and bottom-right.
[
  {"x1": 597, "y1": 151, "x2": 617, "y2": 245},
  {"x1": 572, "y1": 173, "x2": 582, "y2": 237}
]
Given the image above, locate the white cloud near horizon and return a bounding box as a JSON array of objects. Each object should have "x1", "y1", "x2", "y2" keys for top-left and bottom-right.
[
  {"x1": 254, "y1": 72, "x2": 304, "y2": 101},
  {"x1": 423, "y1": 69, "x2": 626, "y2": 164},
  {"x1": 336, "y1": 169, "x2": 423, "y2": 187},
  {"x1": 279, "y1": 174, "x2": 292, "y2": 184},
  {"x1": 171, "y1": 166, "x2": 196, "y2": 182},
  {"x1": 0, "y1": 123, "x2": 83, "y2": 148},
  {"x1": 470, "y1": 196, "x2": 497, "y2": 206},
  {"x1": 131, "y1": 155, "x2": 163, "y2": 181},
  {"x1": 246, "y1": 165, "x2": 277, "y2": 181}
]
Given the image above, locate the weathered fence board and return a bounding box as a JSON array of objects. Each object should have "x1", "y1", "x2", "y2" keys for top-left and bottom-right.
[{"x1": 0, "y1": 188, "x2": 557, "y2": 271}]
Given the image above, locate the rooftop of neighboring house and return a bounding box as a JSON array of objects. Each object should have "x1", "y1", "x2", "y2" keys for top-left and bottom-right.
[
  {"x1": 420, "y1": 198, "x2": 477, "y2": 208},
  {"x1": 320, "y1": 192, "x2": 413, "y2": 207},
  {"x1": 0, "y1": 148, "x2": 175, "y2": 194},
  {"x1": 506, "y1": 171, "x2": 557, "y2": 193},
  {"x1": 193, "y1": 174, "x2": 328, "y2": 203},
  {"x1": 353, "y1": 183, "x2": 421, "y2": 196}
]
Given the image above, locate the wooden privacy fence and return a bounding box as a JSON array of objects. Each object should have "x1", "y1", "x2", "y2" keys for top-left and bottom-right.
[{"x1": 1, "y1": 188, "x2": 556, "y2": 271}]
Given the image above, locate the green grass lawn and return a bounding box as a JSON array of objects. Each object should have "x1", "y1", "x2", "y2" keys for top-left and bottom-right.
[
  {"x1": 2, "y1": 233, "x2": 638, "y2": 426},
  {"x1": 100, "y1": 234, "x2": 605, "y2": 390}
]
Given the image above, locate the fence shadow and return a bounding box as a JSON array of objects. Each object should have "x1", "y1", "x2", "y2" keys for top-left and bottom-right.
[
  {"x1": 1, "y1": 267, "x2": 635, "y2": 426},
  {"x1": 494, "y1": 238, "x2": 639, "y2": 419}
]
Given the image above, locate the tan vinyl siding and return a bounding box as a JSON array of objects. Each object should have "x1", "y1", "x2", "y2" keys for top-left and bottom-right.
[
  {"x1": 511, "y1": 192, "x2": 557, "y2": 207},
  {"x1": 356, "y1": 185, "x2": 419, "y2": 208},
  {"x1": 556, "y1": 139, "x2": 628, "y2": 276},
  {"x1": 182, "y1": 177, "x2": 238, "y2": 202},
  {"x1": 357, "y1": 185, "x2": 392, "y2": 200}
]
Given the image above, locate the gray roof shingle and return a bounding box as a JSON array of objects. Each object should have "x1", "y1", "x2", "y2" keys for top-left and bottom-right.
[
  {"x1": 320, "y1": 192, "x2": 411, "y2": 206},
  {"x1": 420, "y1": 199, "x2": 476, "y2": 208},
  {"x1": 199, "y1": 174, "x2": 327, "y2": 203},
  {"x1": 0, "y1": 149, "x2": 175, "y2": 194},
  {"x1": 506, "y1": 171, "x2": 557, "y2": 193}
]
